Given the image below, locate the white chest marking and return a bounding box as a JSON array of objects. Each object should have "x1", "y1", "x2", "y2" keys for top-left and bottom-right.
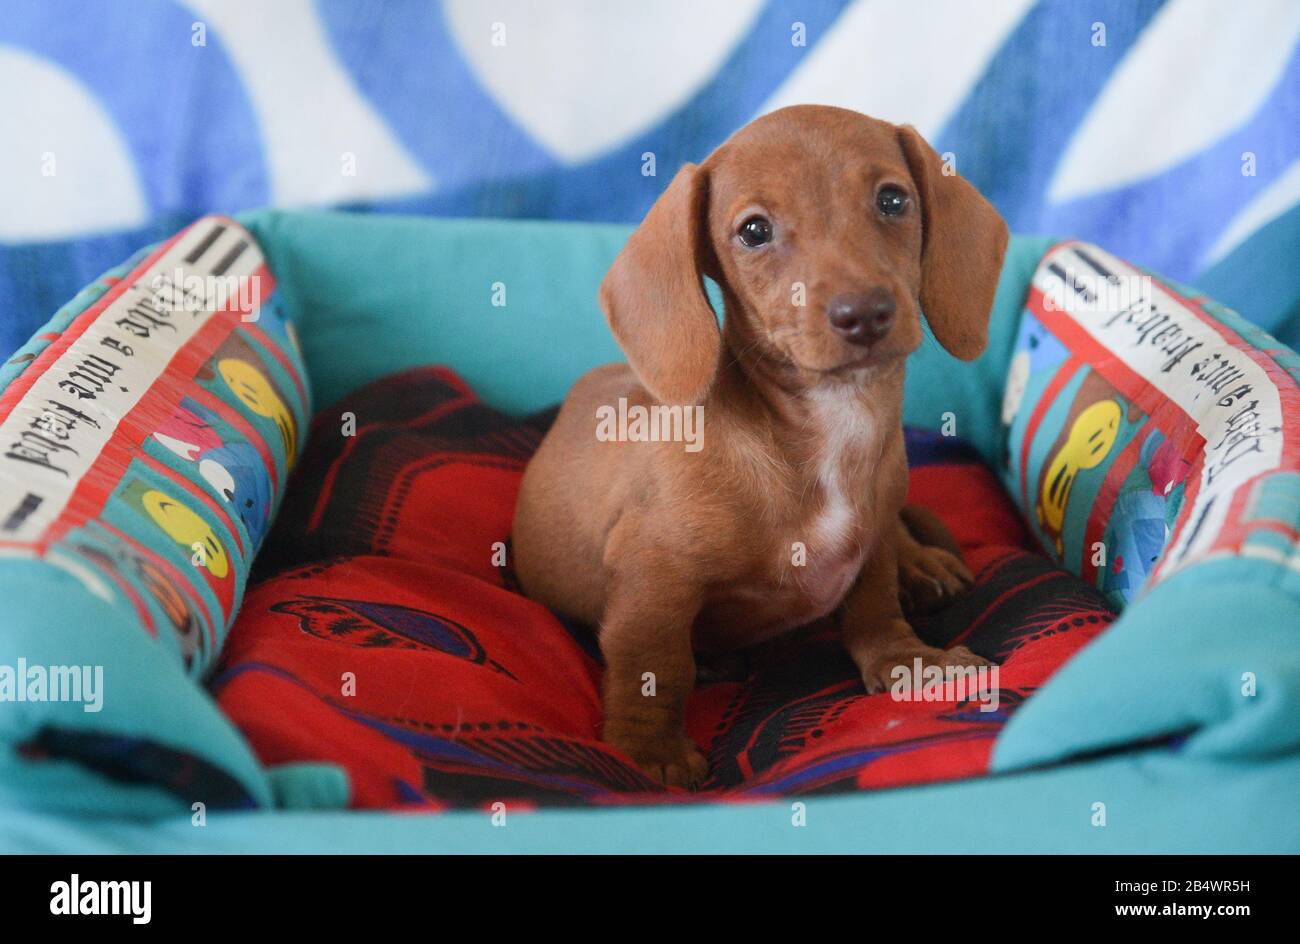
[{"x1": 806, "y1": 389, "x2": 877, "y2": 560}]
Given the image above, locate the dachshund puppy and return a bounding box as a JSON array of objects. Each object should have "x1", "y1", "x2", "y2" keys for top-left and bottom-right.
[{"x1": 513, "y1": 105, "x2": 1008, "y2": 787}]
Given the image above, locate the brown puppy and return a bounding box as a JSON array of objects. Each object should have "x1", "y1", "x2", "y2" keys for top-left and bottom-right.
[{"x1": 513, "y1": 105, "x2": 1008, "y2": 787}]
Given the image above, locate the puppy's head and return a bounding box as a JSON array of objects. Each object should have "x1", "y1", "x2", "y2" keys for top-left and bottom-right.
[{"x1": 600, "y1": 105, "x2": 1009, "y2": 403}]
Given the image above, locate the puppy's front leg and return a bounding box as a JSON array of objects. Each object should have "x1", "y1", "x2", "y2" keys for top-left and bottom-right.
[
  {"x1": 599, "y1": 568, "x2": 708, "y2": 789},
  {"x1": 841, "y1": 534, "x2": 991, "y2": 694},
  {"x1": 896, "y1": 512, "x2": 973, "y2": 615}
]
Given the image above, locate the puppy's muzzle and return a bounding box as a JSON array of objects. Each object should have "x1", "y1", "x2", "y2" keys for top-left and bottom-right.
[{"x1": 827, "y1": 289, "x2": 896, "y2": 346}]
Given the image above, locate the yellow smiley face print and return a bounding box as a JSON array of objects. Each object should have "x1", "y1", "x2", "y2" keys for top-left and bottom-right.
[
  {"x1": 141, "y1": 489, "x2": 230, "y2": 579},
  {"x1": 1037, "y1": 399, "x2": 1122, "y2": 553},
  {"x1": 217, "y1": 358, "x2": 297, "y2": 463}
]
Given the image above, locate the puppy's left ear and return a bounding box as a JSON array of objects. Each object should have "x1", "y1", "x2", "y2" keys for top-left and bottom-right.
[{"x1": 897, "y1": 125, "x2": 1008, "y2": 361}]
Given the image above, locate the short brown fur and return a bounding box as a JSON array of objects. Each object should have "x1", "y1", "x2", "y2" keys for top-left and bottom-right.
[{"x1": 513, "y1": 106, "x2": 1009, "y2": 787}]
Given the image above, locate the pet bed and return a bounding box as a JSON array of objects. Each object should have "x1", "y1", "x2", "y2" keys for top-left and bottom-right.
[{"x1": 1, "y1": 211, "x2": 1297, "y2": 852}]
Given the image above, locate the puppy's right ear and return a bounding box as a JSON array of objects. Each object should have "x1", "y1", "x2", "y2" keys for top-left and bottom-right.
[{"x1": 600, "y1": 163, "x2": 720, "y2": 404}]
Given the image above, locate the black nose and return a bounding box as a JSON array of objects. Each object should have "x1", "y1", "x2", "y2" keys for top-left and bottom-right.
[{"x1": 827, "y1": 290, "x2": 896, "y2": 346}]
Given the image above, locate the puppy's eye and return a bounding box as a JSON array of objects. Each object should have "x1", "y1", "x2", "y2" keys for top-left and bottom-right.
[
  {"x1": 876, "y1": 186, "x2": 909, "y2": 217},
  {"x1": 737, "y1": 216, "x2": 773, "y2": 248}
]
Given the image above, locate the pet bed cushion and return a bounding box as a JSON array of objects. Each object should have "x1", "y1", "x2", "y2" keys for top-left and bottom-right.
[
  {"x1": 213, "y1": 367, "x2": 1115, "y2": 808},
  {"x1": 3, "y1": 210, "x2": 1298, "y2": 849},
  {"x1": 0, "y1": 216, "x2": 309, "y2": 813},
  {"x1": 1000, "y1": 241, "x2": 1300, "y2": 610},
  {"x1": 985, "y1": 242, "x2": 1300, "y2": 772}
]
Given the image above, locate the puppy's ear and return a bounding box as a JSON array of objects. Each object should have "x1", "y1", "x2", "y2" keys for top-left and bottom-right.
[
  {"x1": 600, "y1": 163, "x2": 720, "y2": 404},
  {"x1": 897, "y1": 125, "x2": 1008, "y2": 361}
]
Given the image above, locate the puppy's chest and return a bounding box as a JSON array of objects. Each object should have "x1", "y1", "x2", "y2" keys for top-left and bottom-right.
[
  {"x1": 800, "y1": 390, "x2": 884, "y2": 543},
  {"x1": 786, "y1": 437, "x2": 881, "y2": 610},
  {"x1": 751, "y1": 400, "x2": 887, "y2": 621}
]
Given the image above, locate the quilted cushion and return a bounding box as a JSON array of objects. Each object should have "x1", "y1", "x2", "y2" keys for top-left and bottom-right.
[
  {"x1": 0, "y1": 215, "x2": 309, "y2": 813},
  {"x1": 213, "y1": 367, "x2": 1116, "y2": 808},
  {"x1": 1000, "y1": 241, "x2": 1300, "y2": 609}
]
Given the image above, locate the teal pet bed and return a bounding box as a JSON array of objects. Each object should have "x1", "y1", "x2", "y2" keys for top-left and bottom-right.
[{"x1": 1, "y1": 211, "x2": 1298, "y2": 852}]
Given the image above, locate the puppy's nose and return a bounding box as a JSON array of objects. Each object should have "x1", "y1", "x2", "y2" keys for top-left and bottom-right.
[{"x1": 826, "y1": 290, "x2": 896, "y2": 346}]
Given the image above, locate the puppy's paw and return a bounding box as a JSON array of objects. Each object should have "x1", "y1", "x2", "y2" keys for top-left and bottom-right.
[
  {"x1": 898, "y1": 545, "x2": 974, "y2": 615},
  {"x1": 859, "y1": 643, "x2": 994, "y2": 695},
  {"x1": 608, "y1": 733, "x2": 709, "y2": 790}
]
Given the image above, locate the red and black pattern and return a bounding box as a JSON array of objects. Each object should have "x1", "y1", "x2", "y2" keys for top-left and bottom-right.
[{"x1": 213, "y1": 368, "x2": 1116, "y2": 809}]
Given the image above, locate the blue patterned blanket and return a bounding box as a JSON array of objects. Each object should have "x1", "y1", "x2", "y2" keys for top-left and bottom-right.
[{"x1": 2, "y1": 0, "x2": 1298, "y2": 354}]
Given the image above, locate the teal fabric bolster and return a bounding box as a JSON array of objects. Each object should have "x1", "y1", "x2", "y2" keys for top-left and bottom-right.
[
  {"x1": 2, "y1": 747, "x2": 1296, "y2": 853},
  {"x1": 996, "y1": 555, "x2": 1300, "y2": 772},
  {"x1": 240, "y1": 209, "x2": 630, "y2": 416},
  {"x1": 0, "y1": 562, "x2": 274, "y2": 814}
]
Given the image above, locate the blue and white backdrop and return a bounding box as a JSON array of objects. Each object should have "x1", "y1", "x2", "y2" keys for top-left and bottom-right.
[{"x1": 2, "y1": 0, "x2": 1299, "y2": 355}]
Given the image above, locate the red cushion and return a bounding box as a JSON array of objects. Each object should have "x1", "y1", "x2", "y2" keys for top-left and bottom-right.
[{"x1": 212, "y1": 367, "x2": 1115, "y2": 809}]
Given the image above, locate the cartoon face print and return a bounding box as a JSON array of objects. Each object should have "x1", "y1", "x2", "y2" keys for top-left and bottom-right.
[
  {"x1": 218, "y1": 358, "x2": 297, "y2": 464},
  {"x1": 154, "y1": 403, "x2": 223, "y2": 461},
  {"x1": 152, "y1": 399, "x2": 274, "y2": 546},
  {"x1": 1003, "y1": 315, "x2": 1073, "y2": 469},
  {"x1": 141, "y1": 488, "x2": 230, "y2": 579},
  {"x1": 1098, "y1": 429, "x2": 1186, "y2": 600},
  {"x1": 1037, "y1": 396, "x2": 1123, "y2": 555},
  {"x1": 198, "y1": 445, "x2": 272, "y2": 545},
  {"x1": 73, "y1": 540, "x2": 204, "y2": 666},
  {"x1": 1102, "y1": 489, "x2": 1169, "y2": 598},
  {"x1": 136, "y1": 555, "x2": 203, "y2": 661}
]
